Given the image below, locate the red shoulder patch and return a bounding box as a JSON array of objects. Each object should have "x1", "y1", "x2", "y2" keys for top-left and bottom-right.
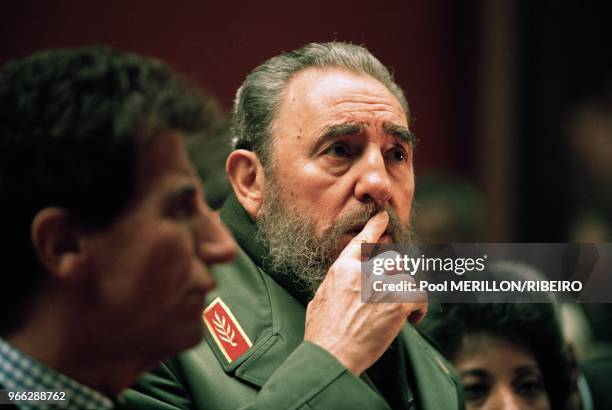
[{"x1": 203, "y1": 297, "x2": 253, "y2": 363}]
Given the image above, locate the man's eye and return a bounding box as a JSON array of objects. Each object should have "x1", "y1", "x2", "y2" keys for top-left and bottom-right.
[
  {"x1": 326, "y1": 142, "x2": 351, "y2": 158},
  {"x1": 168, "y1": 198, "x2": 198, "y2": 219},
  {"x1": 387, "y1": 147, "x2": 407, "y2": 163}
]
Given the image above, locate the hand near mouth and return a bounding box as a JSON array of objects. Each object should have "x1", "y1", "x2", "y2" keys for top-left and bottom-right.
[{"x1": 304, "y1": 211, "x2": 428, "y2": 376}]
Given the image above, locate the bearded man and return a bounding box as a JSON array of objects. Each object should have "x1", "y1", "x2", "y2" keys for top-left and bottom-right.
[{"x1": 125, "y1": 42, "x2": 463, "y2": 410}]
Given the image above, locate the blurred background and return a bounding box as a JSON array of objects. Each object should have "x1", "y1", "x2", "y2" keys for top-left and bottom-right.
[
  {"x1": 3, "y1": 0, "x2": 611, "y2": 244},
  {"x1": 5, "y1": 0, "x2": 611, "y2": 244}
]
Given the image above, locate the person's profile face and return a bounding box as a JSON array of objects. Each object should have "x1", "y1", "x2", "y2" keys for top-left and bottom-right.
[
  {"x1": 83, "y1": 130, "x2": 236, "y2": 357},
  {"x1": 454, "y1": 334, "x2": 551, "y2": 410},
  {"x1": 266, "y1": 67, "x2": 414, "y2": 250}
]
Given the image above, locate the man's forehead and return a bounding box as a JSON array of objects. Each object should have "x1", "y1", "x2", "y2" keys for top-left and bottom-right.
[
  {"x1": 276, "y1": 67, "x2": 408, "y2": 133},
  {"x1": 288, "y1": 67, "x2": 403, "y2": 107},
  {"x1": 133, "y1": 130, "x2": 198, "y2": 193}
]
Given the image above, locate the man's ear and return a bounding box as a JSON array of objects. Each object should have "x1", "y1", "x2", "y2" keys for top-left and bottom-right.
[
  {"x1": 30, "y1": 208, "x2": 89, "y2": 282},
  {"x1": 226, "y1": 149, "x2": 265, "y2": 219}
]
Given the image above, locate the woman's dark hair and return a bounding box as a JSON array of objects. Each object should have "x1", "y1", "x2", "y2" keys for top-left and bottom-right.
[{"x1": 419, "y1": 303, "x2": 572, "y2": 409}]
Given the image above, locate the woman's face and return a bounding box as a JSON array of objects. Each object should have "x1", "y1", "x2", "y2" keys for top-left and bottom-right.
[{"x1": 453, "y1": 334, "x2": 551, "y2": 410}]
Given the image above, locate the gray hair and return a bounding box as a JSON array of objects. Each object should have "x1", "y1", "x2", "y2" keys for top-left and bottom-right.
[{"x1": 231, "y1": 42, "x2": 410, "y2": 168}]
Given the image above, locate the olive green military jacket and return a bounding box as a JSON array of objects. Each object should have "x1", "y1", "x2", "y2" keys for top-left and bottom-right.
[{"x1": 122, "y1": 196, "x2": 463, "y2": 410}]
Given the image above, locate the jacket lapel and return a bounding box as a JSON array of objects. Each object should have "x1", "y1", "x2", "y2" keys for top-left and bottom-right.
[
  {"x1": 402, "y1": 325, "x2": 461, "y2": 409},
  {"x1": 233, "y1": 271, "x2": 307, "y2": 386},
  {"x1": 203, "y1": 246, "x2": 307, "y2": 387}
]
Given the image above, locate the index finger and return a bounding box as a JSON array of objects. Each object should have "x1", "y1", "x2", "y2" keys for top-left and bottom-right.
[{"x1": 339, "y1": 211, "x2": 389, "y2": 260}]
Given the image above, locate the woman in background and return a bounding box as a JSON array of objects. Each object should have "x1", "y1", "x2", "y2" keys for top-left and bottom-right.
[{"x1": 419, "y1": 303, "x2": 572, "y2": 410}]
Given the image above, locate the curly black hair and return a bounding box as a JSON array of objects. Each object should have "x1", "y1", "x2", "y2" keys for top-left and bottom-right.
[
  {"x1": 419, "y1": 303, "x2": 572, "y2": 409},
  {"x1": 0, "y1": 47, "x2": 215, "y2": 336}
]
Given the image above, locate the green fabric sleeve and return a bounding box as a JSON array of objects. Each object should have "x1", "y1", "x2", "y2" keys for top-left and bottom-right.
[
  {"x1": 120, "y1": 360, "x2": 192, "y2": 410},
  {"x1": 250, "y1": 341, "x2": 389, "y2": 410},
  {"x1": 120, "y1": 342, "x2": 389, "y2": 410}
]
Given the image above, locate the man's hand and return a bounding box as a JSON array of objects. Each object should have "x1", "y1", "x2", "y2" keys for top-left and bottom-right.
[{"x1": 304, "y1": 211, "x2": 428, "y2": 376}]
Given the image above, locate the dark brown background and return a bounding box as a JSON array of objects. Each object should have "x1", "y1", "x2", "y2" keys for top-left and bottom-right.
[{"x1": 3, "y1": 1, "x2": 611, "y2": 242}]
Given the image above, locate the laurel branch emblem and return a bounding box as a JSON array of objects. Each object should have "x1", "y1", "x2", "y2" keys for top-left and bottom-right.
[{"x1": 213, "y1": 311, "x2": 237, "y2": 347}]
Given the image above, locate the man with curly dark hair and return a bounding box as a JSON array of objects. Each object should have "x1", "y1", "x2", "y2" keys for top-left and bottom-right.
[{"x1": 0, "y1": 47, "x2": 235, "y2": 408}]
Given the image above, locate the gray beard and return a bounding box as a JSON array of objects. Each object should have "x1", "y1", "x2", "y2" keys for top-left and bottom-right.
[{"x1": 256, "y1": 179, "x2": 412, "y2": 297}]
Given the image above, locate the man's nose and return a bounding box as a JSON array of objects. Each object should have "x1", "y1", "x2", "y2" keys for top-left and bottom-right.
[
  {"x1": 354, "y1": 149, "x2": 392, "y2": 204},
  {"x1": 197, "y1": 210, "x2": 237, "y2": 265}
]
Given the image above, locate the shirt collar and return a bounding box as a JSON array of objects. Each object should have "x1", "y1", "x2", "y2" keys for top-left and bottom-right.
[{"x1": 0, "y1": 337, "x2": 113, "y2": 410}]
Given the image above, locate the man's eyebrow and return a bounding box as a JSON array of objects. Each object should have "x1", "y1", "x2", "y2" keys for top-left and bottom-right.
[
  {"x1": 165, "y1": 184, "x2": 198, "y2": 202},
  {"x1": 384, "y1": 123, "x2": 418, "y2": 146},
  {"x1": 309, "y1": 122, "x2": 365, "y2": 156},
  {"x1": 324, "y1": 122, "x2": 365, "y2": 139}
]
